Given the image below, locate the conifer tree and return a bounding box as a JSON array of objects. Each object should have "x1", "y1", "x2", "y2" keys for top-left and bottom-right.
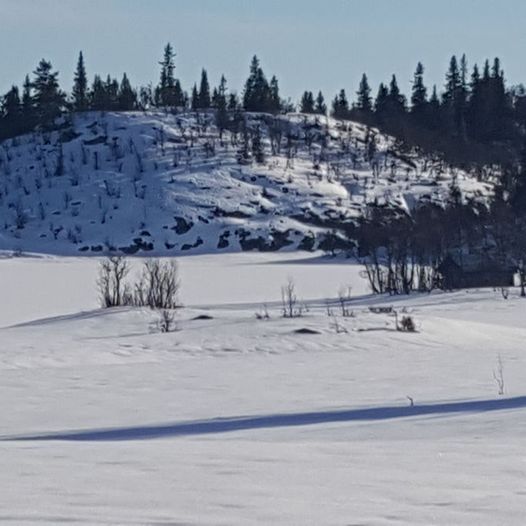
[
  {"x1": 156, "y1": 43, "x2": 177, "y2": 106},
  {"x1": 173, "y1": 79, "x2": 185, "y2": 107},
  {"x1": 31, "y1": 59, "x2": 65, "y2": 126},
  {"x1": 315, "y1": 91, "x2": 327, "y2": 114},
  {"x1": 198, "y1": 69, "x2": 211, "y2": 108},
  {"x1": 410, "y1": 62, "x2": 428, "y2": 119},
  {"x1": 118, "y1": 73, "x2": 136, "y2": 110},
  {"x1": 384, "y1": 75, "x2": 406, "y2": 126},
  {"x1": 269, "y1": 75, "x2": 281, "y2": 113},
  {"x1": 90, "y1": 75, "x2": 106, "y2": 111},
  {"x1": 138, "y1": 84, "x2": 153, "y2": 110},
  {"x1": 72, "y1": 51, "x2": 88, "y2": 111},
  {"x1": 374, "y1": 83, "x2": 389, "y2": 124},
  {"x1": 215, "y1": 75, "x2": 229, "y2": 135},
  {"x1": 105, "y1": 75, "x2": 120, "y2": 110},
  {"x1": 0, "y1": 86, "x2": 22, "y2": 138},
  {"x1": 243, "y1": 55, "x2": 271, "y2": 112},
  {"x1": 191, "y1": 84, "x2": 199, "y2": 110},
  {"x1": 443, "y1": 55, "x2": 461, "y2": 105},
  {"x1": 356, "y1": 73, "x2": 372, "y2": 113},
  {"x1": 228, "y1": 92, "x2": 239, "y2": 111},
  {"x1": 331, "y1": 89, "x2": 349, "y2": 119},
  {"x1": 300, "y1": 91, "x2": 315, "y2": 113}
]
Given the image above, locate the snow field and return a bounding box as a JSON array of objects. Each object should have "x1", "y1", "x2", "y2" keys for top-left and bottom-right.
[{"x1": 0, "y1": 252, "x2": 525, "y2": 524}]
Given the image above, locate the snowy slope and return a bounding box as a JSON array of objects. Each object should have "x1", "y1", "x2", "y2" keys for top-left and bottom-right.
[
  {"x1": 0, "y1": 111, "x2": 493, "y2": 255},
  {"x1": 1, "y1": 252, "x2": 526, "y2": 524}
]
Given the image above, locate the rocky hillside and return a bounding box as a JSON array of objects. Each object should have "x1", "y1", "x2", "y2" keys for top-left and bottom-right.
[{"x1": 0, "y1": 111, "x2": 492, "y2": 255}]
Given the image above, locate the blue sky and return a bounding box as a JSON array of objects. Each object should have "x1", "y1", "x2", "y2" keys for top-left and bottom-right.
[{"x1": 1, "y1": 0, "x2": 525, "y2": 102}]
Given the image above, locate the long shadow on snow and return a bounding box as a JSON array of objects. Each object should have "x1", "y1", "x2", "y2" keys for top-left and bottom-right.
[{"x1": 5, "y1": 396, "x2": 526, "y2": 442}]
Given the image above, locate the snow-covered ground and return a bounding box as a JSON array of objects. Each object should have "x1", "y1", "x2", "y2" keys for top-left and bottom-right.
[{"x1": 1, "y1": 251, "x2": 526, "y2": 525}]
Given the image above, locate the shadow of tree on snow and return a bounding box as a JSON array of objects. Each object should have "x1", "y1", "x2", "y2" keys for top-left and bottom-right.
[{"x1": 6, "y1": 396, "x2": 526, "y2": 442}]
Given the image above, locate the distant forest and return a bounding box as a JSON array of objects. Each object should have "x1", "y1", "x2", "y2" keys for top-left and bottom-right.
[{"x1": 2, "y1": 44, "x2": 525, "y2": 169}]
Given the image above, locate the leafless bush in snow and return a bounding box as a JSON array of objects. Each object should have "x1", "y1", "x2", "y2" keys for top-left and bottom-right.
[
  {"x1": 281, "y1": 278, "x2": 303, "y2": 318},
  {"x1": 134, "y1": 259, "x2": 180, "y2": 309},
  {"x1": 337, "y1": 285, "x2": 353, "y2": 317},
  {"x1": 157, "y1": 309, "x2": 177, "y2": 333},
  {"x1": 330, "y1": 317, "x2": 348, "y2": 334},
  {"x1": 97, "y1": 256, "x2": 131, "y2": 308},
  {"x1": 255, "y1": 303, "x2": 270, "y2": 320},
  {"x1": 396, "y1": 313, "x2": 416, "y2": 332}
]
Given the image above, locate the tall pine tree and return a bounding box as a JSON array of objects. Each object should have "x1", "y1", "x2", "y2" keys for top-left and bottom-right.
[
  {"x1": 410, "y1": 62, "x2": 428, "y2": 120},
  {"x1": 198, "y1": 69, "x2": 211, "y2": 108},
  {"x1": 72, "y1": 51, "x2": 88, "y2": 111},
  {"x1": 31, "y1": 59, "x2": 65, "y2": 127},
  {"x1": 315, "y1": 91, "x2": 327, "y2": 114},
  {"x1": 300, "y1": 91, "x2": 315, "y2": 113},
  {"x1": 356, "y1": 73, "x2": 372, "y2": 113},
  {"x1": 156, "y1": 43, "x2": 177, "y2": 106}
]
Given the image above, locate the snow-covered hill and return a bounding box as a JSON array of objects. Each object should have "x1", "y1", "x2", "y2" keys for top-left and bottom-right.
[{"x1": 0, "y1": 111, "x2": 493, "y2": 255}]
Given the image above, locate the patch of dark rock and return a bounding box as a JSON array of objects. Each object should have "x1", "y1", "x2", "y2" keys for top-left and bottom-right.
[
  {"x1": 217, "y1": 230, "x2": 231, "y2": 249},
  {"x1": 298, "y1": 233, "x2": 316, "y2": 251},
  {"x1": 132, "y1": 237, "x2": 154, "y2": 251},
  {"x1": 83, "y1": 135, "x2": 107, "y2": 146},
  {"x1": 294, "y1": 328, "x2": 321, "y2": 335},
  {"x1": 214, "y1": 207, "x2": 251, "y2": 219},
  {"x1": 181, "y1": 237, "x2": 203, "y2": 251},
  {"x1": 192, "y1": 315, "x2": 214, "y2": 320},
  {"x1": 172, "y1": 217, "x2": 193, "y2": 234},
  {"x1": 60, "y1": 129, "x2": 81, "y2": 143},
  {"x1": 238, "y1": 228, "x2": 293, "y2": 252}
]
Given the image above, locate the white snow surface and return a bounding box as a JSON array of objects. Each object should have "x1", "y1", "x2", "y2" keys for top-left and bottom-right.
[
  {"x1": 1, "y1": 251, "x2": 526, "y2": 525},
  {"x1": 0, "y1": 111, "x2": 493, "y2": 255}
]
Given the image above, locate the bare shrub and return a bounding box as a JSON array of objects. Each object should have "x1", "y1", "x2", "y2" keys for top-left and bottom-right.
[
  {"x1": 97, "y1": 257, "x2": 181, "y2": 311},
  {"x1": 397, "y1": 314, "x2": 416, "y2": 332},
  {"x1": 281, "y1": 278, "x2": 303, "y2": 318},
  {"x1": 134, "y1": 259, "x2": 180, "y2": 309},
  {"x1": 158, "y1": 309, "x2": 177, "y2": 333},
  {"x1": 330, "y1": 317, "x2": 348, "y2": 334},
  {"x1": 97, "y1": 256, "x2": 130, "y2": 308},
  {"x1": 14, "y1": 200, "x2": 28, "y2": 230},
  {"x1": 337, "y1": 285, "x2": 353, "y2": 317},
  {"x1": 255, "y1": 304, "x2": 270, "y2": 320}
]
